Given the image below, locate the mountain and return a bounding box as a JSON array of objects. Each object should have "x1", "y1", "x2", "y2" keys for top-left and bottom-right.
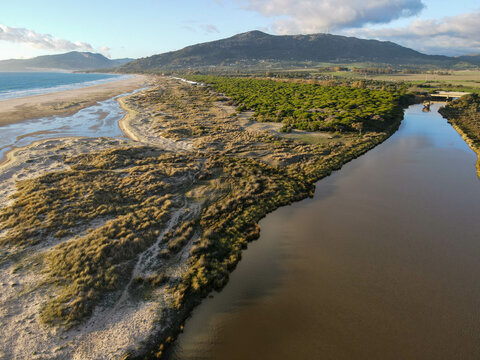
[
  {"x1": 112, "y1": 58, "x2": 136, "y2": 66},
  {"x1": 456, "y1": 54, "x2": 480, "y2": 66},
  {"x1": 119, "y1": 30, "x2": 467, "y2": 72},
  {"x1": 0, "y1": 52, "x2": 134, "y2": 72}
]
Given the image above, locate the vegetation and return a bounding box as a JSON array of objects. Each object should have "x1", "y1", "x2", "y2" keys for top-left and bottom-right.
[
  {"x1": 0, "y1": 147, "x2": 202, "y2": 326},
  {"x1": 0, "y1": 76, "x2": 408, "y2": 358},
  {"x1": 124, "y1": 77, "x2": 407, "y2": 358},
  {"x1": 439, "y1": 94, "x2": 480, "y2": 146},
  {"x1": 439, "y1": 93, "x2": 480, "y2": 176},
  {"x1": 187, "y1": 76, "x2": 404, "y2": 132},
  {"x1": 118, "y1": 30, "x2": 474, "y2": 73}
]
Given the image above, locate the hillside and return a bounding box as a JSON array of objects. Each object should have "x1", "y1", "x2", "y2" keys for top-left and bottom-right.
[
  {"x1": 119, "y1": 30, "x2": 467, "y2": 72},
  {"x1": 457, "y1": 54, "x2": 480, "y2": 66},
  {"x1": 0, "y1": 52, "x2": 134, "y2": 72}
]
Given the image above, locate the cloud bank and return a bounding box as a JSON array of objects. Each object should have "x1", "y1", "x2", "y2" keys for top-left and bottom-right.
[
  {"x1": 0, "y1": 24, "x2": 98, "y2": 53},
  {"x1": 237, "y1": 0, "x2": 480, "y2": 55},
  {"x1": 344, "y1": 11, "x2": 480, "y2": 55},
  {"x1": 238, "y1": 0, "x2": 425, "y2": 33}
]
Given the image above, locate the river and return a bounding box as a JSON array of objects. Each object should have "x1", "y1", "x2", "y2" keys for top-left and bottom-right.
[{"x1": 168, "y1": 103, "x2": 480, "y2": 360}]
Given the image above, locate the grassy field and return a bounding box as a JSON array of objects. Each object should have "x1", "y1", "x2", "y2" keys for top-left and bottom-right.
[
  {"x1": 317, "y1": 70, "x2": 480, "y2": 93},
  {"x1": 371, "y1": 70, "x2": 480, "y2": 84}
]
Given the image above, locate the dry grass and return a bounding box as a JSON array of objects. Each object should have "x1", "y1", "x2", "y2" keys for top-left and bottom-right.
[
  {"x1": 0, "y1": 146, "x2": 204, "y2": 326},
  {"x1": 0, "y1": 76, "x2": 405, "y2": 358},
  {"x1": 371, "y1": 70, "x2": 480, "y2": 86}
]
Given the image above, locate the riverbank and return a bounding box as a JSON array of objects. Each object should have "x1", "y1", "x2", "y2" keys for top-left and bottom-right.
[
  {"x1": 439, "y1": 94, "x2": 480, "y2": 179},
  {"x1": 0, "y1": 74, "x2": 150, "y2": 126},
  {"x1": 168, "y1": 103, "x2": 480, "y2": 360},
  {"x1": 118, "y1": 78, "x2": 410, "y2": 359},
  {"x1": 0, "y1": 77, "x2": 408, "y2": 359},
  {"x1": 450, "y1": 123, "x2": 480, "y2": 178}
]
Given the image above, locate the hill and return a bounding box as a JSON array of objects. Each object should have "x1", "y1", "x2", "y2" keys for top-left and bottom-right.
[
  {"x1": 456, "y1": 54, "x2": 480, "y2": 66},
  {"x1": 119, "y1": 30, "x2": 468, "y2": 72},
  {"x1": 0, "y1": 52, "x2": 134, "y2": 72}
]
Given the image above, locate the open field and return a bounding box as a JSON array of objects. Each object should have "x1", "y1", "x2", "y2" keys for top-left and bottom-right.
[
  {"x1": 369, "y1": 70, "x2": 480, "y2": 84},
  {"x1": 317, "y1": 70, "x2": 480, "y2": 92}
]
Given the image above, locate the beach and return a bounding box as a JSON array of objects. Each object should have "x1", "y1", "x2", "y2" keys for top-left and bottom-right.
[{"x1": 0, "y1": 74, "x2": 150, "y2": 126}]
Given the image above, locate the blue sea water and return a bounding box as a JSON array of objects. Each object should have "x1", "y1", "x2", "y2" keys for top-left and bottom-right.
[{"x1": 0, "y1": 72, "x2": 130, "y2": 101}]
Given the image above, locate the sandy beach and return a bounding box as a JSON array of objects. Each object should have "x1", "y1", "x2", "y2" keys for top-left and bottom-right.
[{"x1": 0, "y1": 74, "x2": 150, "y2": 126}]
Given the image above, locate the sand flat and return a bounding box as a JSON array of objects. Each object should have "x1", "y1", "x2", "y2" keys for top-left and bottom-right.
[{"x1": 0, "y1": 74, "x2": 150, "y2": 126}]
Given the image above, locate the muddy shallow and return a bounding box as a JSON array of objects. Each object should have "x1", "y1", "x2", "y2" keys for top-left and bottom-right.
[
  {"x1": 168, "y1": 103, "x2": 480, "y2": 360},
  {"x1": 0, "y1": 90, "x2": 143, "y2": 161}
]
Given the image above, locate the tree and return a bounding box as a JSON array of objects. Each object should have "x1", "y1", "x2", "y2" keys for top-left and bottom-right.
[{"x1": 352, "y1": 122, "x2": 364, "y2": 135}]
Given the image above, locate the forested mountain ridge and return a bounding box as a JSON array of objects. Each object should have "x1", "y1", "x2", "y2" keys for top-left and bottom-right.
[{"x1": 119, "y1": 30, "x2": 468, "y2": 71}]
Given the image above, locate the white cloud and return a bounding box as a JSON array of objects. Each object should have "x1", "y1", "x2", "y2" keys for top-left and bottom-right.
[
  {"x1": 237, "y1": 0, "x2": 425, "y2": 33},
  {"x1": 344, "y1": 11, "x2": 480, "y2": 55},
  {"x1": 98, "y1": 46, "x2": 111, "y2": 58},
  {"x1": 0, "y1": 24, "x2": 95, "y2": 52}
]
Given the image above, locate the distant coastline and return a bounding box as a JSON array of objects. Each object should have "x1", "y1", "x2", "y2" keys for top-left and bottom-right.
[
  {"x1": 0, "y1": 72, "x2": 133, "y2": 101},
  {"x1": 0, "y1": 74, "x2": 149, "y2": 126}
]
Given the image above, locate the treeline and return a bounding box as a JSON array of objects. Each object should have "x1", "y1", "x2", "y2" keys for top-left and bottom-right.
[
  {"x1": 352, "y1": 67, "x2": 398, "y2": 75},
  {"x1": 351, "y1": 67, "x2": 447, "y2": 75},
  {"x1": 187, "y1": 75, "x2": 404, "y2": 132}
]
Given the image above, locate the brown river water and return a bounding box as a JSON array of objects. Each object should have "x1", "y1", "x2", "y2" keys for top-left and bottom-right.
[{"x1": 168, "y1": 103, "x2": 480, "y2": 360}]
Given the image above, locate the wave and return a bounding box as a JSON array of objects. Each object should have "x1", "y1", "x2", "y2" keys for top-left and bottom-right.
[{"x1": 0, "y1": 74, "x2": 133, "y2": 101}]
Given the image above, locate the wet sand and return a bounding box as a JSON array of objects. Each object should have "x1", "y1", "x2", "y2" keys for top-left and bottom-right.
[
  {"x1": 0, "y1": 85, "x2": 153, "y2": 163},
  {"x1": 0, "y1": 75, "x2": 152, "y2": 203},
  {"x1": 0, "y1": 74, "x2": 150, "y2": 125}
]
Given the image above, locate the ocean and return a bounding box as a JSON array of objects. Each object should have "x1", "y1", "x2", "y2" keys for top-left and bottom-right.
[{"x1": 0, "y1": 72, "x2": 130, "y2": 101}]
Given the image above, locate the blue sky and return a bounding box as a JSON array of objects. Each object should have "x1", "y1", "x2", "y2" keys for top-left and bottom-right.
[{"x1": 1, "y1": 0, "x2": 480, "y2": 60}]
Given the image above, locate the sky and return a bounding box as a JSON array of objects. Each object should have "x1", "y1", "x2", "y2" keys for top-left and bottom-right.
[{"x1": 1, "y1": 0, "x2": 479, "y2": 60}]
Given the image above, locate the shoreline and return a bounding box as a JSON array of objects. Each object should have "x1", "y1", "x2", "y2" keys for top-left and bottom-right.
[
  {"x1": 0, "y1": 75, "x2": 152, "y2": 166},
  {"x1": 0, "y1": 77, "x2": 410, "y2": 360},
  {"x1": 0, "y1": 74, "x2": 133, "y2": 102},
  {"x1": 164, "y1": 104, "x2": 480, "y2": 360},
  {"x1": 132, "y1": 90, "x2": 412, "y2": 360},
  {"x1": 438, "y1": 97, "x2": 480, "y2": 180},
  {"x1": 0, "y1": 74, "x2": 150, "y2": 126},
  {"x1": 449, "y1": 122, "x2": 480, "y2": 178},
  {"x1": 117, "y1": 96, "x2": 143, "y2": 142}
]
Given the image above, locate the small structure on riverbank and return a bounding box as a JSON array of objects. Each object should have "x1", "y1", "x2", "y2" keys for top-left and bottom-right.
[
  {"x1": 430, "y1": 91, "x2": 470, "y2": 101},
  {"x1": 423, "y1": 100, "x2": 431, "y2": 112}
]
